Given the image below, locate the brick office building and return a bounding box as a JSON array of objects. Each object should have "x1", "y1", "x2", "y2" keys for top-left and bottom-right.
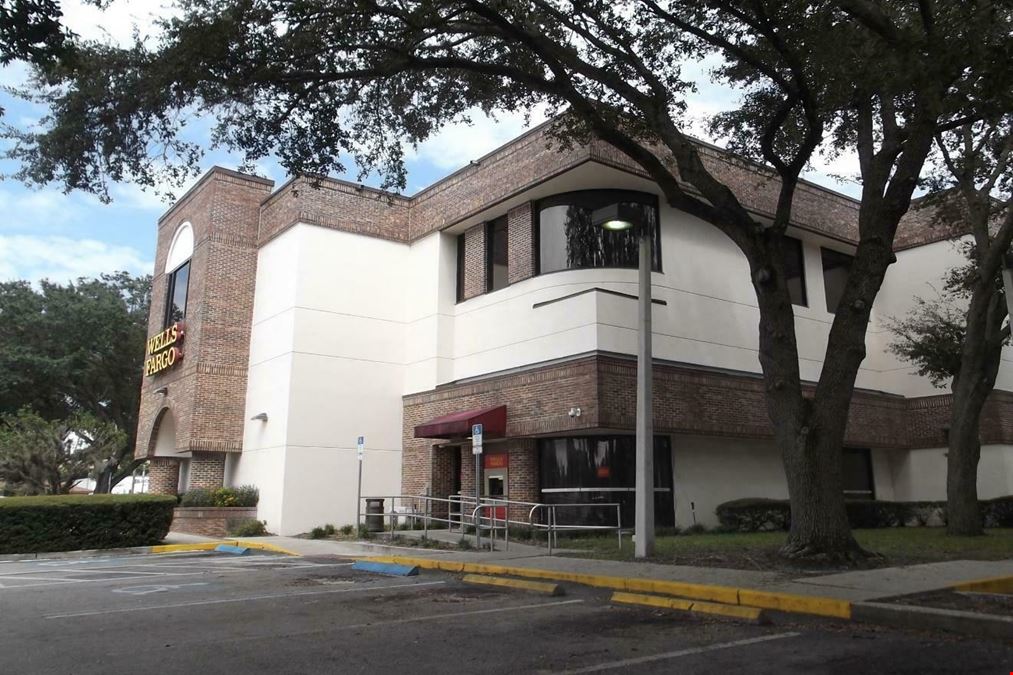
[{"x1": 136, "y1": 123, "x2": 1013, "y2": 535}]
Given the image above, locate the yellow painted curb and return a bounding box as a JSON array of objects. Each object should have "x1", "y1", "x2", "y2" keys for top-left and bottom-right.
[
  {"x1": 611, "y1": 592, "x2": 765, "y2": 623},
  {"x1": 462, "y1": 574, "x2": 563, "y2": 596},
  {"x1": 612, "y1": 591, "x2": 692, "y2": 611},
  {"x1": 953, "y1": 575, "x2": 1013, "y2": 595},
  {"x1": 365, "y1": 555, "x2": 851, "y2": 620},
  {"x1": 150, "y1": 540, "x2": 298, "y2": 556}
]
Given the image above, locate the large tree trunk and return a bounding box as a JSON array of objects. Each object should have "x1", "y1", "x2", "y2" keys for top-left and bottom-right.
[{"x1": 946, "y1": 287, "x2": 1006, "y2": 536}]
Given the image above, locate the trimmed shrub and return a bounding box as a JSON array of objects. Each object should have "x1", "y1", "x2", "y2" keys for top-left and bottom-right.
[
  {"x1": 234, "y1": 485, "x2": 260, "y2": 507},
  {"x1": 212, "y1": 487, "x2": 239, "y2": 507},
  {"x1": 716, "y1": 496, "x2": 1013, "y2": 532},
  {"x1": 227, "y1": 518, "x2": 268, "y2": 537},
  {"x1": 339, "y1": 524, "x2": 355, "y2": 536},
  {"x1": 715, "y1": 498, "x2": 791, "y2": 532},
  {"x1": 179, "y1": 488, "x2": 214, "y2": 507},
  {"x1": 982, "y1": 496, "x2": 1013, "y2": 527},
  {"x1": 0, "y1": 494, "x2": 176, "y2": 554}
]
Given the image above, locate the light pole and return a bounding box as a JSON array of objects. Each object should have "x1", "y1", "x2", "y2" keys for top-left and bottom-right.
[{"x1": 592, "y1": 202, "x2": 655, "y2": 558}]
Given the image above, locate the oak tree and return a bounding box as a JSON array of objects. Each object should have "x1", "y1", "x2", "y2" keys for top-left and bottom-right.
[{"x1": 7, "y1": 1, "x2": 1013, "y2": 559}]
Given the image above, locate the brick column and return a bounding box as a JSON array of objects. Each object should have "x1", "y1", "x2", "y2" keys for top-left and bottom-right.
[
  {"x1": 460, "y1": 446, "x2": 478, "y2": 499},
  {"x1": 507, "y1": 440, "x2": 538, "y2": 522},
  {"x1": 462, "y1": 223, "x2": 487, "y2": 299},
  {"x1": 430, "y1": 446, "x2": 455, "y2": 518},
  {"x1": 507, "y1": 203, "x2": 535, "y2": 283},
  {"x1": 188, "y1": 451, "x2": 226, "y2": 490},
  {"x1": 149, "y1": 457, "x2": 181, "y2": 495}
]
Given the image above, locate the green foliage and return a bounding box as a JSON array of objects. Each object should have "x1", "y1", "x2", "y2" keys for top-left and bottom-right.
[
  {"x1": 0, "y1": 273, "x2": 151, "y2": 492},
  {"x1": 212, "y1": 487, "x2": 238, "y2": 507},
  {"x1": 682, "y1": 524, "x2": 709, "y2": 535},
  {"x1": 233, "y1": 484, "x2": 259, "y2": 507},
  {"x1": 0, "y1": 0, "x2": 67, "y2": 70},
  {"x1": 717, "y1": 497, "x2": 1013, "y2": 532},
  {"x1": 0, "y1": 408, "x2": 125, "y2": 495},
  {"x1": 0, "y1": 493, "x2": 176, "y2": 553},
  {"x1": 179, "y1": 488, "x2": 213, "y2": 507},
  {"x1": 339, "y1": 524, "x2": 354, "y2": 536},
  {"x1": 309, "y1": 526, "x2": 329, "y2": 539},
  {"x1": 456, "y1": 536, "x2": 473, "y2": 551},
  {"x1": 227, "y1": 518, "x2": 267, "y2": 537}
]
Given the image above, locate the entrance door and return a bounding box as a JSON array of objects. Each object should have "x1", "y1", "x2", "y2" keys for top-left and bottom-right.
[{"x1": 484, "y1": 468, "x2": 508, "y2": 520}]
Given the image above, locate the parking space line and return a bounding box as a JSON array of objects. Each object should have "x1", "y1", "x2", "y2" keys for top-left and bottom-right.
[
  {"x1": 1, "y1": 571, "x2": 211, "y2": 590},
  {"x1": 562, "y1": 632, "x2": 802, "y2": 673},
  {"x1": 45, "y1": 580, "x2": 447, "y2": 619}
]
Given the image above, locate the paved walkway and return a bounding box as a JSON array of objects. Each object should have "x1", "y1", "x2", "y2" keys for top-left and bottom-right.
[{"x1": 217, "y1": 532, "x2": 1013, "y2": 603}]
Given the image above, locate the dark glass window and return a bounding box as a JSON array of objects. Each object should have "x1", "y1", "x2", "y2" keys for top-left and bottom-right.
[
  {"x1": 782, "y1": 236, "x2": 807, "y2": 307},
  {"x1": 486, "y1": 216, "x2": 509, "y2": 292},
  {"x1": 163, "y1": 261, "x2": 190, "y2": 327},
  {"x1": 842, "y1": 448, "x2": 874, "y2": 500},
  {"x1": 538, "y1": 435, "x2": 674, "y2": 527},
  {"x1": 456, "y1": 233, "x2": 466, "y2": 302},
  {"x1": 821, "y1": 247, "x2": 854, "y2": 314},
  {"x1": 537, "y1": 190, "x2": 661, "y2": 274}
]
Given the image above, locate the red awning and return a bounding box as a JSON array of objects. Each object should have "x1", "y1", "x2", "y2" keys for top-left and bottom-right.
[{"x1": 413, "y1": 405, "x2": 507, "y2": 439}]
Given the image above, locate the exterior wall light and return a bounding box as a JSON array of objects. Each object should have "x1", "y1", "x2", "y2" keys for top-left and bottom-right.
[
  {"x1": 568, "y1": 406, "x2": 582, "y2": 418},
  {"x1": 250, "y1": 412, "x2": 268, "y2": 422},
  {"x1": 154, "y1": 387, "x2": 168, "y2": 396},
  {"x1": 592, "y1": 199, "x2": 655, "y2": 558}
]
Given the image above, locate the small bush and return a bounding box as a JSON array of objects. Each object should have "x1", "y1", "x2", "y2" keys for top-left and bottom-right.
[
  {"x1": 179, "y1": 488, "x2": 214, "y2": 507},
  {"x1": 228, "y1": 518, "x2": 268, "y2": 537},
  {"x1": 0, "y1": 494, "x2": 176, "y2": 554},
  {"x1": 682, "y1": 523, "x2": 709, "y2": 535},
  {"x1": 456, "y1": 536, "x2": 473, "y2": 550},
  {"x1": 339, "y1": 524, "x2": 354, "y2": 535},
  {"x1": 716, "y1": 498, "x2": 791, "y2": 532},
  {"x1": 982, "y1": 496, "x2": 1013, "y2": 527},
  {"x1": 309, "y1": 526, "x2": 328, "y2": 539},
  {"x1": 233, "y1": 485, "x2": 260, "y2": 507},
  {"x1": 357, "y1": 525, "x2": 371, "y2": 539},
  {"x1": 212, "y1": 487, "x2": 239, "y2": 507},
  {"x1": 323, "y1": 523, "x2": 336, "y2": 535}
]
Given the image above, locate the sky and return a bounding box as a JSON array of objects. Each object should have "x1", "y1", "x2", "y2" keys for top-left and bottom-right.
[{"x1": 0, "y1": 1, "x2": 862, "y2": 285}]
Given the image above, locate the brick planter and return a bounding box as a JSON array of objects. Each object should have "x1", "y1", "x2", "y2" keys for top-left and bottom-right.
[{"x1": 171, "y1": 507, "x2": 258, "y2": 537}]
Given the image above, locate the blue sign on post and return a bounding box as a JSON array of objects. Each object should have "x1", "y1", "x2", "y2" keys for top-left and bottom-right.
[
  {"x1": 356, "y1": 436, "x2": 365, "y2": 460},
  {"x1": 472, "y1": 423, "x2": 483, "y2": 454}
]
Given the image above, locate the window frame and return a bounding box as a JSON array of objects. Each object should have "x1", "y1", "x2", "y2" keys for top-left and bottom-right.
[
  {"x1": 842, "y1": 447, "x2": 876, "y2": 500},
  {"x1": 456, "y1": 232, "x2": 467, "y2": 303},
  {"x1": 820, "y1": 246, "x2": 855, "y2": 314},
  {"x1": 534, "y1": 189, "x2": 662, "y2": 276},
  {"x1": 163, "y1": 259, "x2": 191, "y2": 329},
  {"x1": 485, "y1": 215, "x2": 510, "y2": 293},
  {"x1": 782, "y1": 235, "x2": 808, "y2": 307}
]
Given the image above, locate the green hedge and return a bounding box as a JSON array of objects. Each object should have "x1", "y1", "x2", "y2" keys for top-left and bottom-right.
[
  {"x1": 0, "y1": 494, "x2": 177, "y2": 554},
  {"x1": 716, "y1": 496, "x2": 1013, "y2": 532}
]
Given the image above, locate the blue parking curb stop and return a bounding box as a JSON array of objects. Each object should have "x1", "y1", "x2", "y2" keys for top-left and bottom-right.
[
  {"x1": 352, "y1": 560, "x2": 420, "y2": 576},
  {"x1": 215, "y1": 544, "x2": 251, "y2": 555}
]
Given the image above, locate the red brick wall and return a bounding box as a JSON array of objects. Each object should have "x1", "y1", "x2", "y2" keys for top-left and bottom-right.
[
  {"x1": 189, "y1": 451, "x2": 226, "y2": 490},
  {"x1": 149, "y1": 457, "x2": 180, "y2": 495},
  {"x1": 171, "y1": 507, "x2": 258, "y2": 537},
  {"x1": 135, "y1": 169, "x2": 273, "y2": 460},
  {"x1": 507, "y1": 202, "x2": 536, "y2": 283},
  {"x1": 462, "y1": 223, "x2": 487, "y2": 299}
]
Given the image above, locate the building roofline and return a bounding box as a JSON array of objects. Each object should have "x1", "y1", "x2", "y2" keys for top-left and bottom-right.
[{"x1": 158, "y1": 166, "x2": 274, "y2": 225}]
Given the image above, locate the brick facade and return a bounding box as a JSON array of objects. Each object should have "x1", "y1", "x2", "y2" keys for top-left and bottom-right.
[
  {"x1": 149, "y1": 457, "x2": 180, "y2": 494},
  {"x1": 188, "y1": 451, "x2": 227, "y2": 490},
  {"x1": 404, "y1": 353, "x2": 1013, "y2": 505},
  {"x1": 170, "y1": 507, "x2": 258, "y2": 537},
  {"x1": 507, "y1": 202, "x2": 536, "y2": 283},
  {"x1": 462, "y1": 223, "x2": 488, "y2": 299}
]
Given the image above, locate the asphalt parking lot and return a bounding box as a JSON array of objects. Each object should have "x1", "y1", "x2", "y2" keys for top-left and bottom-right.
[{"x1": 1, "y1": 550, "x2": 1011, "y2": 674}]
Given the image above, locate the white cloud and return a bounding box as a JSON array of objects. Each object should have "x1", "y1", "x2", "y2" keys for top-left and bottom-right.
[
  {"x1": 0, "y1": 234, "x2": 151, "y2": 283},
  {"x1": 61, "y1": 0, "x2": 174, "y2": 46},
  {"x1": 408, "y1": 106, "x2": 551, "y2": 171}
]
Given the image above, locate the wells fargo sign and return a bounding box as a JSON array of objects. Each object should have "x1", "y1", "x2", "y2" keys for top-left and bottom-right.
[{"x1": 144, "y1": 323, "x2": 184, "y2": 376}]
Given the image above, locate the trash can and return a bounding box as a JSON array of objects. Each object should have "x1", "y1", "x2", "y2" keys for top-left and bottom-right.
[{"x1": 365, "y1": 498, "x2": 385, "y2": 532}]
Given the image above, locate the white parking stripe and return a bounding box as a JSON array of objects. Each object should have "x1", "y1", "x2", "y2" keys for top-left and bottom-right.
[
  {"x1": 45, "y1": 580, "x2": 447, "y2": 618},
  {"x1": 562, "y1": 632, "x2": 802, "y2": 673}
]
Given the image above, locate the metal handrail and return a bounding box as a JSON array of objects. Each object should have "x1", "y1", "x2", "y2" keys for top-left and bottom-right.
[{"x1": 358, "y1": 494, "x2": 622, "y2": 554}]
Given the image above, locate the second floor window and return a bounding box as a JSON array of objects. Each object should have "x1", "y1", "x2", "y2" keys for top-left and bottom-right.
[
  {"x1": 782, "y1": 236, "x2": 807, "y2": 307},
  {"x1": 821, "y1": 247, "x2": 854, "y2": 314},
  {"x1": 164, "y1": 261, "x2": 190, "y2": 327},
  {"x1": 537, "y1": 190, "x2": 661, "y2": 274},
  {"x1": 487, "y1": 216, "x2": 509, "y2": 292}
]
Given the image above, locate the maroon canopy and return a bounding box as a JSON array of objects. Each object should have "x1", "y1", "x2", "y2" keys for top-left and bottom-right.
[{"x1": 413, "y1": 405, "x2": 506, "y2": 439}]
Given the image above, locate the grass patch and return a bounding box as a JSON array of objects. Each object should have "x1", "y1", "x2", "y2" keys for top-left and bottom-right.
[{"x1": 560, "y1": 528, "x2": 1013, "y2": 572}]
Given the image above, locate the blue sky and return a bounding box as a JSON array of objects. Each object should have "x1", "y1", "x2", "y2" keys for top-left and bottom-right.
[{"x1": 0, "y1": 1, "x2": 862, "y2": 285}]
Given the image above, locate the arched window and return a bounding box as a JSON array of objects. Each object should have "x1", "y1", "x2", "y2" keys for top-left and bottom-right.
[
  {"x1": 537, "y1": 190, "x2": 660, "y2": 274},
  {"x1": 163, "y1": 222, "x2": 194, "y2": 327}
]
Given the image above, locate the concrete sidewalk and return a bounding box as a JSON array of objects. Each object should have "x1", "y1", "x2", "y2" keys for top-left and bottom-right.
[{"x1": 236, "y1": 533, "x2": 1013, "y2": 603}]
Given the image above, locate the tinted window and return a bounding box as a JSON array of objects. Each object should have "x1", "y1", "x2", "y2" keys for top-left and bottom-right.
[
  {"x1": 538, "y1": 435, "x2": 673, "y2": 527},
  {"x1": 487, "y1": 216, "x2": 509, "y2": 292},
  {"x1": 164, "y1": 261, "x2": 190, "y2": 327},
  {"x1": 842, "y1": 448, "x2": 874, "y2": 500},
  {"x1": 821, "y1": 247, "x2": 854, "y2": 314},
  {"x1": 782, "y1": 236, "x2": 807, "y2": 307},
  {"x1": 456, "y1": 233, "x2": 466, "y2": 302},
  {"x1": 538, "y1": 190, "x2": 660, "y2": 274}
]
